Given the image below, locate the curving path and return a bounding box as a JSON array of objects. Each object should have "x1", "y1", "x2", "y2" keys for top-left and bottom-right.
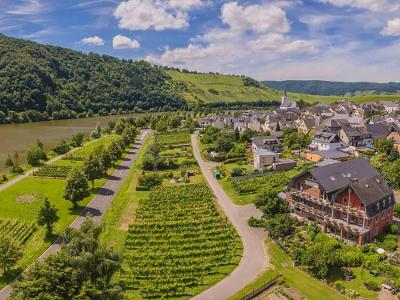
[
  {"x1": 0, "y1": 129, "x2": 151, "y2": 300},
  {"x1": 191, "y1": 134, "x2": 268, "y2": 300}
]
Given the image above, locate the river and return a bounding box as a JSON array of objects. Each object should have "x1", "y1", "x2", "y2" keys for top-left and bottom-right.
[{"x1": 0, "y1": 113, "x2": 149, "y2": 174}]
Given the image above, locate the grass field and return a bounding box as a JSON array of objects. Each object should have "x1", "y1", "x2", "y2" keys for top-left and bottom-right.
[
  {"x1": 230, "y1": 238, "x2": 346, "y2": 300},
  {"x1": 0, "y1": 176, "x2": 105, "y2": 288},
  {"x1": 167, "y1": 70, "x2": 400, "y2": 104}
]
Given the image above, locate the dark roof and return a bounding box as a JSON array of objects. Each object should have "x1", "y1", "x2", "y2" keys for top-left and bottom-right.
[
  {"x1": 309, "y1": 158, "x2": 380, "y2": 193},
  {"x1": 313, "y1": 150, "x2": 350, "y2": 159},
  {"x1": 351, "y1": 176, "x2": 394, "y2": 216},
  {"x1": 306, "y1": 158, "x2": 394, "y2": 216},
  {"x1": 313, "y1": 131, "x2": 338, "y2": 143},
  {"x1": 341, "y1": 126, "x2": 370, "y2": 138},
  {"x1": 303, "y1": 118, "x2": 316, "y2": 129},
  {"x1": 366, "y1": 123, "x2": 391, "y2": 139}
]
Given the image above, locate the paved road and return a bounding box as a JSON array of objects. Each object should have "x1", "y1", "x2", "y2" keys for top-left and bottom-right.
[
  {"x1": 191, "y1": 134, "x2": 268, "y2": 300},
  {"x1": 0, "y1": 129, "x2": 151, "y2": 300},
  {"x1": 0, "y1": 137, "x2": 105, "y2": 193}
]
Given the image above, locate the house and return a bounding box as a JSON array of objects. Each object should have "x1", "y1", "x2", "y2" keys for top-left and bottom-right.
[
  {"x1": 309, "y1": 131, "x2": 344, "y2": 151},
  {"x1": 387, "y1": 132, "x2": 400, "y2": 153},
  {"x1": 298, "y1": 118, "x2": 316, "y2": 134},
  {"x1": 305, "y1": 150, "x2": 351, "y2": 162},
  {"x1": 251, "y1": 136, "x2": 282, "y2": 152},
  {"x1": 366, "y1": 123, "x2": 391, "y2": 141},
  {"x1": 382, "y1": 101, "x2": 400, "y2": 114},
  {"x1": 286, "y1": 158, "x2": 395, "y2": 245},
  {"x1": 253, "y1": 149, "x2": 279, "y2": 169},
  {"x1": 348, "y1": 116, "x2": 365, "y2": 128},
  {"x1": 279, "y1": 90, "x2": 297, "y2": 110},
  {"x1": 318, "y1": 114, "x2": 349, "y2": 134},
  {"x1": 339, "y1": 126, "x2": 372, "y2": 147}
]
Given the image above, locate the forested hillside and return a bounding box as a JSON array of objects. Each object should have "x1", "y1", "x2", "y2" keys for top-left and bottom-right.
[
  {"x1": 0, "y1": 34, "x2": 186, "y2": 123},
  {"x1": 263, "y1": 80, "x2": 400, "y2": 96}
]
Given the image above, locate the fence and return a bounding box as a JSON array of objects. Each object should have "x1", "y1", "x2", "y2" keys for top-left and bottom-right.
[{"x1": 239, "y1": 274, "x2": 281, "y2": 300}]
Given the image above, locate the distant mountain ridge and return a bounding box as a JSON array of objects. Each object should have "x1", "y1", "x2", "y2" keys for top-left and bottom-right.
[{"x1": 262, "y1": 80, "x2": 400, "y2": 96}]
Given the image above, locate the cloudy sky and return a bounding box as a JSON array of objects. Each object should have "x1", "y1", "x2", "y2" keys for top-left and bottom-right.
[{"x1": 1, "y1": 0, "x2": 400, "y2": 82}]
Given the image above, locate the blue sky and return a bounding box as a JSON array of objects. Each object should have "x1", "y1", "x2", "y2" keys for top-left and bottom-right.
[{"x1": 1, "y1": 0, "x2": 400, "y2": 82}]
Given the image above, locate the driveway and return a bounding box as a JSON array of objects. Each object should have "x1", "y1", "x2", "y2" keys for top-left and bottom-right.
[
  {"x1": 0, "y1": 129, "x2": 151, "y2": 300},
  {"x1": 191, "y1": 134, "x2": 268, "y2": 300}
]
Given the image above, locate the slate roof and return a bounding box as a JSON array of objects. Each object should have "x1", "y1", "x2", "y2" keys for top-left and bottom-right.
[
  {"x1": 307, "y1": 158, "x2": 394, "y2": 217},
  {"x1": 312, "y1": 150, "x2": 350, "y2": 159},
  {"x1": 313, "y1": 131, "x2": 339, "y2": 143},
  {"x1": 366, "y1": 123, "x2": 391, "y2": 139}
]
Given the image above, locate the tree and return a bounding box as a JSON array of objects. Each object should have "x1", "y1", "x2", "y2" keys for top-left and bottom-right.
[
  {"x1": 101, "y1": 150, "x2": 112, "y2": 175},
  {"x1": 264, "y1": 214, "x2": 296, "y2": 239},
  {"x1": 71, "y1": 132, "x2": 84, "y2": 147},
  {"x1": 37, "y1": 198, "x2": 59, "y2": 235},
  {"x1": 83, "y1": 154, "x2": 104, "y2": 189},
  {"x1": 216, "y1": 135, "x2": 234, "y2": 153},
  {"x1": 0, "y1": 235, "x2": 22, "y2": 275},
  {"x1": 64, "y1": 169, "x2": 89, "y2": 208},
  {"x1": 256, "y1": 189, "x2": 288, "y2": 216},
  {"x1": 52, "y1": 139, "x2": 70, "y2": 155},
  {"x1": 374, "y1": 138, "x2": 394, "y2": 156},
  {"x1": 11, "y1": 219, "x2": 123, "y2": 299},
  {"x1": 26, "y1": 145, "x2": 47, "y2": 166}
]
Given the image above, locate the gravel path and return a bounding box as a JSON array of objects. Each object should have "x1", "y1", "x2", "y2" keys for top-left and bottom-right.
[
  {"x1": 0, "y1": 129, "x2": 150, "y2": 300},
  {"x1": 191, "y1": 134, "x2": 268, "y2": 300}
]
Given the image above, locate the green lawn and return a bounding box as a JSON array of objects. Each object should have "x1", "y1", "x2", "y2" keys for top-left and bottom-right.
[
  {"x1": 51, "y1": 160, "x2": 84, "y2": 167},
  {"x1": 230, "y1": 238, "x2": 346, "y2": 300},
  {"x1": 0, "y1": 176, "x2": 106, "y2": 288},
  {"x1": 168, "y1": 70, "x2": 400, "y2": 105}
]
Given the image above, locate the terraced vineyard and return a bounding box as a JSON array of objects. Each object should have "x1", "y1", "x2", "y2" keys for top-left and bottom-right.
[
  {"x1": 230, "y1": 169, "x2": 300, "y2": 194},
  {"x1": 64, "y1": 134, "x2": 121, "y2": 161},
  {"x1": 32, "y1": 165, "x2": 73, "y2": 178},
  {"x1": 121, "y1": 184, "x2": 240, "y2": 298},
  {"x1": 0, "y1": 219, "x2": 36, "y2": 245}
]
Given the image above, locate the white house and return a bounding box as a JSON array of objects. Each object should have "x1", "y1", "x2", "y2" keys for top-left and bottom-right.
[
  {"x1": 309, "y1": 131, "x2": 344, "y2": 151},
  {"x1": 382, "y1": 101, "x2": 400, "y2": 114},
  {"x1": 253, "y1": 149, "x2": 279, "y2": 169}
]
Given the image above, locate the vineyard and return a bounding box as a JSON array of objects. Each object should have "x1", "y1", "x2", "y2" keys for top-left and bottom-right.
[
  {"x1": 230, "y1": 169, "x2": 301, "y2": 194},
  {"x1": 32, "y1": 165, "x2": 73, "y2": 178},
  {"x1": 0, "y1": 219, "x2": 36, "y2": 245},
  {"x1": 156, "y1": 131, "x2": 190, "y2": 146},
  {"x1": 121, "y1": 184, "x2": 240, "y2": 298},
  {"x1": 64, "y1": 135, "x2": 121, "y2": 161}
]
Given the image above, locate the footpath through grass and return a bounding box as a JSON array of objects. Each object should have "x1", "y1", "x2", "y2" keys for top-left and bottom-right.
[{"x1": 229, "y1": 238, "x2": 346, "y2": 300}]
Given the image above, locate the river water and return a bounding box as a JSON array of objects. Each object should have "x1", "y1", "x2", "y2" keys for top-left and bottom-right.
[{"x1": 0, "y1": 113, "x2": 147, "y2": 174}]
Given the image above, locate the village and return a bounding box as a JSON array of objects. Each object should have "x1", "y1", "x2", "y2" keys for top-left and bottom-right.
[{"x1": 198, "y1": 92, "x2": 400, "y2": 246}]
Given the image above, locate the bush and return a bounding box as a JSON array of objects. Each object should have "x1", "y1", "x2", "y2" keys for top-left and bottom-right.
[
  {"x1": 394, "y1": 203, "x2": 400, "y2": 218},
  {"x1": 231, "y1": 167, "x2": 244, "y2": 177},
  {"x1": 388, "y1": 224, "x2": 399, "y2": 235},
  {"x1": 137, "y1": 174, "x2": 163, "y2": 189},
  {"x1": 364, "y1": 279, "x2": 380, "y2": 291}
]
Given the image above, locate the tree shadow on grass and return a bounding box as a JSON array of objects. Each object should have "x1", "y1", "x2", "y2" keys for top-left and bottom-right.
[{"x1": 0, "y1": 266, "x2": 24, "y2": 286}]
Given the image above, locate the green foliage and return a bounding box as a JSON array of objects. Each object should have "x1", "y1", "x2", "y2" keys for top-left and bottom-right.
[
  {"x1": 33, "y1": 164, "x2": 73, "y2": 178},
  {"x1": 0, "y1": 34, "x2": 185, "y2": 124},
  {"x1": 374, "y1": 138, "x2": 395, "y2": 156},
  {"x1": 231, "y1": 167, "x2": 244, "y2": 177},
  {"x1": 26, "y1": 145, "x2": 47, "y2": 166},
  {"x1": 264, "y1": 214, "x2": 297, "y2": 240},
  {"x1": 11, "y1": 219, "x2": 123, "y2": 299},
  {"x1": 83, "y1": 154, "x2": 104, "y2": 188},
  {"x1": 37, "y1": 198, "x2": 59, "y2": 235},
  {"x1": 137, "y1": 173, "x2": 163, "y2": 190},
  {"x1": 52, "y1": 139, "x2": 70, "y2": 155},
  {"x1": 256, "y1": 188, "x2": 288, "y2": 216},
  {"x1": 394, "y1": 203, "x2": 400, "y2": 218},
  {"x1": 0, "y1": 219, "x2": 36, "y2": 246},
  {"x1": 0, "y1": 234, "x2": 22, "y2": 274},
  {"x1": 364, "y1": 279, "x2": 380, "y2": 291},
  {"x1": 388, "y1": 224, "x2": 399, "y2": 235},
  {"x1": 64, "y1": 169, "x2": 89, "y2": 208},
  {"x1": 71, "y1": 132, "x2": 84, "y2": 147},
  {"x1": 122, "y1": 184, "x2": 240, "y2": 298},
  {"x1": 283, "y1": 129, "x2": 312, "y2": 150}
]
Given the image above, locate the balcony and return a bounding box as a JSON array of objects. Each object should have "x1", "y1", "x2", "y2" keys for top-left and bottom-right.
[{"x1": 289, "y1": 189, "x2": 366, "y2": 219}]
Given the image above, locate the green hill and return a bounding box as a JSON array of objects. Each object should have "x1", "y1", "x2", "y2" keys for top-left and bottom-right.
[
  {"x1": 263, "y1": 80, "x2": 400, "y2": 97},
  {"x1": 166, "y1": 70, "x2": 339, "y2": 104},
  {"x1": 0, "y1": 34, "x2": 185, "y2": 124}
]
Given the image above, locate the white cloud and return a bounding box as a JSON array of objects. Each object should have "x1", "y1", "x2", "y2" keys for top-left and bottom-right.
[
  {"x1": 113, "y1": 34, "x2": 140, "y2": 49},
  {"x1": 114, "y1": 0, "x2": 190, "y2": 31},
  {"x1": 7, "y1": 0, "x2": 49, "y2": 15},
  {"x1": 168, "y1": 0, "x2": 207, "y2": 11},
  {"x1": 221, "y1": 2, "x2": 290, "y2": 33},
  {"x1": 316, "y1": 0, "x2": 399, "y2": 12},
  {"x1": 247, "y1": 33, "x2": 317, "y2": 54},
  {"x1": 381, "y1": 18, "x2": 400, "y2": 36},
  {"x1": 81, "y1": 36, "x2": 104, "y2": 46}
]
